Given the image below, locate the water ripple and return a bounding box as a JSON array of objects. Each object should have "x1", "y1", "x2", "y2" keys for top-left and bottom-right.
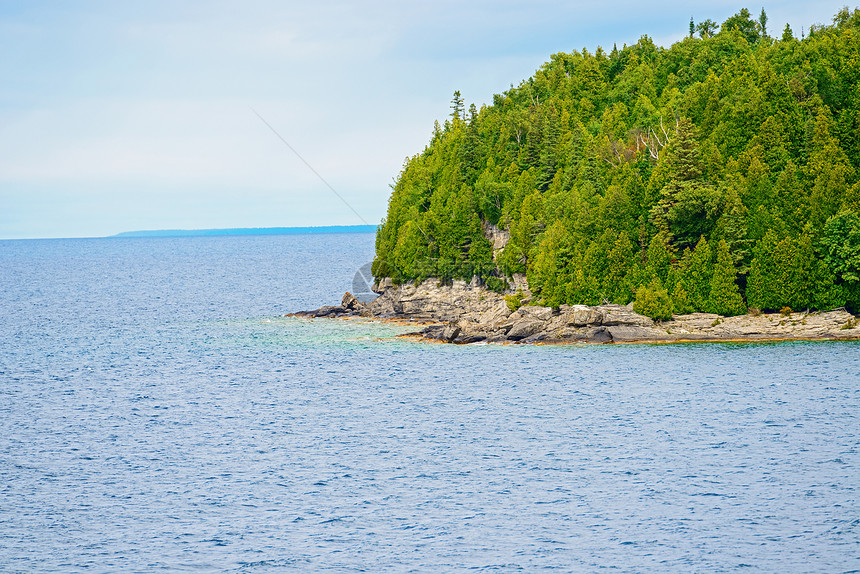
[{"x1": 1, "y1": 236, "x2": 858, "y2": 573}]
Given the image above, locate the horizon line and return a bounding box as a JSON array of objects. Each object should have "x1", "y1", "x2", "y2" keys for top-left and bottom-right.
[{"x1": 0, "y1": 224, "x2": 379, "y2": 241}]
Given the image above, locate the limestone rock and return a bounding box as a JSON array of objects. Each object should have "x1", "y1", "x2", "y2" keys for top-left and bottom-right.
[
  {"x1": 565, "y1": 305, "x2": 602, "y2": 326},
  {"x1": 607, "y1": 325, "x2": 674, "y2": 342},
  {"x1": 453, "y1": 334, "x2": 486, "y2": 344},
  {"x1": 586, "y1": 327, "x2": 613, "y2": 343},
  {"x1": 372, "y1": 277, "x2": 393, "y2": 293},
  {"x1": 599, "y1": 304, "x2": 654, "y2": 327},
  {"x1": 314, "y1": 305, "x2": 344, "y2": 317},
  {"x1": 514, "y1": 305, "x2": 555, "y2": 322},
  {"x1": 342, "y1": 291, "x2": 361, "y2": 309},
  {"x1": 481, "y1": 220, "x2": 511, "y2": 261},
  {"x1": 506, "y1": 318, "x2": 545, "y2": 341},
  {"x1": 440, "y1": 324, "x2": 461, "y2": 342},
  {"x1": 294, "y1": 274, "x2": 860, "y2": 346}
]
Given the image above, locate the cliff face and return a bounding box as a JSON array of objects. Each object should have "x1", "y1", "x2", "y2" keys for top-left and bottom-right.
[{"x1": 292, "y1": 278, "x2": 860, "y2": 345}]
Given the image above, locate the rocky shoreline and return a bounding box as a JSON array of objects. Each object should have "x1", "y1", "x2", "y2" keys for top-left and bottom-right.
[{"x1": 290, "y1": 277, "x2": 860, "y2": 345}]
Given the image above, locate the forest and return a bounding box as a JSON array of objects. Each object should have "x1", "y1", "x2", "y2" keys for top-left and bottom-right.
[{"x1": 372, "y1": 7, "x2": 860, "y2": 317}]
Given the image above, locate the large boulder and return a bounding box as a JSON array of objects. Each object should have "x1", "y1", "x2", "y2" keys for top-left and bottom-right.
[
  {"x1": 506, "y1": 318, "x2": 546, "y2": 341},
  {"x1": 512, "y1": 305, "x2": 554, "y2": 322},
  {"x1": 598, "y1": 305, "x2": 654, "y2": 327},
  {"x1": 342, "y1": 291, "x2": 362, "y2": 309},
  {"x1": 586, "y1": 327, "x2": 613, "y2": 343},
  {"x1": 439, "y1": 324, "x2": 461, "y2": 342},
  {"x1": 564, "y1": 305, "x2": 602, "y2": 326},
  {"x1": 341, "y1": 292, "x2": 372, "y2": 316}
]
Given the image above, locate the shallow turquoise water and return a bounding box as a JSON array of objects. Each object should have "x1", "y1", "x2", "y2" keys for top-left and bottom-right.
[{"x1": 1, "y1": 235, "x2": 858, "y2": 572}]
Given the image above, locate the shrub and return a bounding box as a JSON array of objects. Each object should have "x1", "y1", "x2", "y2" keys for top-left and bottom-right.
[
  {"x1": 505, "y1": 290, "x2": 525, "y2": 312},
  {"x1": 634, "y1": 278, "x2": 674, "y2": 321},
  {"x1": 484, "y1": 276, "x2": 509, "y2": 293},
  {"x1": 671, "y1": 284, "x2": 694, "y2": 315}
]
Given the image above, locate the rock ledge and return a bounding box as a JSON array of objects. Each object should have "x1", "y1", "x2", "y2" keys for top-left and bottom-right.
[{"x1": 289, "y1": 278, "x2": 860, "y2": 345}]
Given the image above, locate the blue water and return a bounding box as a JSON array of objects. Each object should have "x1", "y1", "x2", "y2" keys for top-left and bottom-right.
[{"x1": 1, "y1": 235, "x2": 858, "y2": 573}]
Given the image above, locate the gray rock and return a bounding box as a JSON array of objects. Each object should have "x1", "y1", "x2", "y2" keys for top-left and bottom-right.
[
  {"x1": 482, "y1": 220, "x2": 510, "y2": 261},
  {"x1": 372, "y1": 277, "x2": 393, "y2": 293},
  {"x1": 521, "y1": 331, "x2": 550, "y2": 344},
  {"x1": 298, "y1": 273, "x2": 860, "y2": 345},
  {"x1": 599, "y1": 305, "x2": 654, "y2": 327},
  {"x1": 420, "y1": 325, "x2": 444, "y2": 339},
  {"x1": 342, "y1": 291, "x2": 361, "y2": 309},
  {"x1": 586, "y1": 327, "x2": 613, "y2": 343},
  {"x1": 453, "y1": 334, "x2": 486, "y2": 344},
  {"x1": 315, "y1": 305, "x2": 345, "y2": 317},
  {"x1": 567, "y1": 305, "x2": 602, "y2": 326},
  {"x1": 440, "y1": 324, "x2": 461, "y2": 342},
  {"x1": 606, "y1": 325, "x2": 673, "y2": 342},
  {"x1": 516, "y1": 306, "x2": 554, "y2": 322},
  {"x1": 507, "y1": 318, "x2": 545, "y2": 341},
  {"x1": 341, "y1": 292, "x2": 373, "y2": 316},
  {"x1": 555, "y1": 327, "x2": 588, "y2": 341}
]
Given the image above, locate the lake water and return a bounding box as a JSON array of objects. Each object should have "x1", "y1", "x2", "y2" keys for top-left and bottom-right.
[{"x1": 1, "y1": 234, "x2": 858, "y2": 573}]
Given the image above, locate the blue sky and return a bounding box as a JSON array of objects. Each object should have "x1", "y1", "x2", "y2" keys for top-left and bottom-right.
[{"x1": 0, "y1": 0, "x2": 850, "y2": 239}]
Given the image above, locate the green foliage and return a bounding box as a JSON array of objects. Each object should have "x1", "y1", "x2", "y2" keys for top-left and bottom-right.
[
  {"x1": 709, "y1": 239, "x2": 747, "y2": 315},
  {"x1": 748, "y1": 231, "x2": 845, "y2": 311},
  {"x1": 821, "y1": 210, "x2": 860, "y2": 284},
  {"x1": 680, "y1": 237, "x2": 714, "y2": 311},
  {"x1": 484, "y1": 276, "x2": 509, "y2": 293},
  {"x1": 696, "y1": 19, "x2": 719, "y2": 39},
  {"x1": 634, "y1": 277, "x2": 674, "y2": 320},
  {"x1": 505, "y1": 290, "x2": 525, "y2": 311},
  {"x1": 721, "y1": 8, "x2": 760, "y2": 45},
  {"x1": 670, "y1": 283, "x2": 694, "y2": 314},
  {"x1": 375, "y1": 7, "x2": 860, "y2": 314}
]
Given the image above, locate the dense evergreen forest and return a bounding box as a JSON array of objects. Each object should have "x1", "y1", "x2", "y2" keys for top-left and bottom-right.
[{"x1": 373, "y1": 7, "x2": 860, "y2": 317}]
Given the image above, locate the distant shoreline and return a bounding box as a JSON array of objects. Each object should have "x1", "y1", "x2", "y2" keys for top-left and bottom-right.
[{"x1": 112, "y1": 225, "x2": 377, "y2": 238}]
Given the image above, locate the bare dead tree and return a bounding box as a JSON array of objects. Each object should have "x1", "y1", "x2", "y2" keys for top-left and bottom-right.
[{"x1": 633, "y1": 116, "x2": 678, "y2": 160}]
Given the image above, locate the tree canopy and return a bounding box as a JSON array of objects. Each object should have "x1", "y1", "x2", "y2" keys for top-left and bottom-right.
[{"x1": 373, "y1": 7, "x2": 860, "y2": 316}]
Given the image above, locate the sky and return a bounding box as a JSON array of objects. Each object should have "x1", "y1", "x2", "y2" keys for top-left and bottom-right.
[{"x1": 0, "y1": 0, "x2": 851, "y2": 239}]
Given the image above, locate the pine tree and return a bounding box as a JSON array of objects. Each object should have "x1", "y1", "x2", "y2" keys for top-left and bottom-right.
[
  {"x1": 450, "y1": 90, "x2": 465, "y2": 122},
  {"x1": 634, "y1": 277, "x2": 673, "y2": 320},
  {"x1": 791, "y1": 233, "x2": 843, "y2": 311},
  {"x1": 758, "y1": 8, "x2": 769, "y2": 39},
  {"x1": 746, "y1": 230, "x2": 789, "y2": 311},
  {"x1": 373, "y1": 6, "x2": 860, "y2": 316},
  {"x1": 528, "y1": 219, "x2": 567, "y2": 306},
  {"x1": 681, "y1": 236, "x2": 713, "y2": 311},
  {"x1": 671, "y1": 282, "x2": 694, "y2": 314},
  {"x1": 696, "y1": 19, "x2": 718, "y2": 38},
  {"x1": 821, "y1": 211, "x2": 860, "y2": 285},
  {"x1": 645, "y1": 234, "x2": 674, "y2": 284},
  {"x1": 722, "y1": 8, "x2": 760, "y2": 44},
  {"x1": 603, "y1": 231, "x2": 637, "y2": 303},
  {"x1": 650, "y1": 118, "x2": 720, "y2": 250},
  {"x1": 709, "y1": 239, "x2": 747, "y2": 315}
]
